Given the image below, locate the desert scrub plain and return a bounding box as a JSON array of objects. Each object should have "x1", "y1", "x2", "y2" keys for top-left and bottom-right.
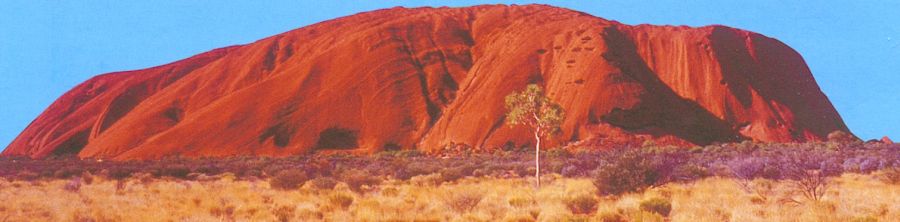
[{"x1": 0, "y1": 140, "x2": 898, "y2": 221}]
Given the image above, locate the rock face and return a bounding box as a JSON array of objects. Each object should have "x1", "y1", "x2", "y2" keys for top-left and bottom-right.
[{"x1": 3, "y1": 5, "x2": 851, "y2": 160}]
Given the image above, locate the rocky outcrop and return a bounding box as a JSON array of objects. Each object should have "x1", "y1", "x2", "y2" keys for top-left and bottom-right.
[{"x1": 2, "y1": 4, "x2": 851, "y2": 160}]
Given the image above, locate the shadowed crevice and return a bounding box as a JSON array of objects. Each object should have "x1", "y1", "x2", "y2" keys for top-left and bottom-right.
[
  {"x1": 51, "y1": 129, "x2": 90, "y2": 156},
  {"x1": 315, "y1": 128, "x2": 359, "y2": 150},
  {"x1": 600, "y1": 26, "x2": 746, "y2": 145}
]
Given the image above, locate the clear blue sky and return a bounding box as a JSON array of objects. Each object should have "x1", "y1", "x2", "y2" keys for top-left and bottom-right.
[{"x1": 1, "y1": 1, "x2": 898, "y2": 151}]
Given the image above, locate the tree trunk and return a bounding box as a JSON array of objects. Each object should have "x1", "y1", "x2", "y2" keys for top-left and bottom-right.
[{"x1": 534, "y1": 129, "x2": 541, "y2": 188}]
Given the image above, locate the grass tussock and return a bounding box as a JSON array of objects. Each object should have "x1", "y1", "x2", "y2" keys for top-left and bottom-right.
[{"x1": 0, "y1": 173, "x2": 896, "y2": 221}]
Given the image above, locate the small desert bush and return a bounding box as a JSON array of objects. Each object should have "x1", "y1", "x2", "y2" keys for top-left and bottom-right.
[
  {"x1": 396, "y1": 161, "x2": 441, "y2": 180},
  {"x1": 784, "y1": 168, "x2": 830, "y2": 202},
  {"x1": 52, "y1": 167, "x2": 82, "y2": 179},
  {"x1": 781, "y1": 153, "x2": 840, "y2": 202},
  {"x1": 592, "y1": 150, "x2": 663, "y2": 195},
  {"x1": 310, "y1": 177, "x2": 338, "y2": 190},
  {"x1": 727, "y1": 157, "x2": 783, "y2": 180},
  {"x1": 503, "y1": 214, "x2": 537, "y2": 222},
  {"x1": 439, "y1": 167, "x2": 466, "y2": 184},
  {"x1": 849, "y1": 216, "x2": 879, "y2": 222},
  {"x1": 410, "y1": 173, "x2": 444, "y2": 186},
  {"x1": 105, "y1": 168, "x2": 136, "y2": 180},
  {"x1": 270, "y1": 169, "x2": 309, "y2": 190},
  {"x1": 272, "y1": 205, "x2": 295, "y2": 222},
  {"x1": 158, "y1": 164, "x2": 191, "y2": 179},
  {"x1": 507, "y1": 195, "x2": 535, "y2": 209},
  {"x1": 565, "y1": 194, "x2": 597, "y2": 215},
  {"x1": 671, "y1": 163, "x2": 710, "y2": 181},
  {"x1": 328, "y1": 193, "x2": 354, "y2": 210},
  {"x1": 339, "y1": 170, "x2": 381, "y2": 193},
  {"x1": 827, "y1": 130, "x2": 859, "y2": 144},
  {"x1": 545, "y1": 148, "x2": 571, "y2": 158},
  {"x1": 81, "y1": 171, "x2": 94, "y2": 184},
  {"x1": 63, "y1": 177, "x2": 81, "y2": 192},
  {"x1": 443, "y1": 188, "x2": 484, "y2": 213},
  {"x1": 209, "y1": 204, "x2": 237, "y2": 219},
  {"x1": 381, "y1": 187, "x2": 400, "y2": 197},
  {"x1": 596, "y1": 210, "x2": 627, "y2": 222},
  {"x1": 876, "y1": 168, "x2": 900, "y2": 184},
  {"x1": 16, "y1": 170, "x2": 39, "y2": 181},
  {"x1": 639, "y1": 197, "x2": 672, "y2": 217}
]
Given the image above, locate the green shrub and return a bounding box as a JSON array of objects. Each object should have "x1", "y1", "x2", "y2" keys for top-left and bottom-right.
[
  {"x1": 592, "y1": 150, "x2": 662, "y2": 196},
  {"x1": 639, "y1": 197, "x2": 672, "y2": 217},
  {"x1": 269, "y1": 169, "x2": 308, "y2": 190}
]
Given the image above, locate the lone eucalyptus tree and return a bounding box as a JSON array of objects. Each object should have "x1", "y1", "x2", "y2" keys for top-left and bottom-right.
[{"x1": 504, "y1": 84, "x2": 564, "y2": 188}]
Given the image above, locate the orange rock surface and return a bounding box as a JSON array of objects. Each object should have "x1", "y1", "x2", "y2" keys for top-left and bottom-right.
[{"x1": 2, "y1": 5, "x2": 851, "y2": 160}]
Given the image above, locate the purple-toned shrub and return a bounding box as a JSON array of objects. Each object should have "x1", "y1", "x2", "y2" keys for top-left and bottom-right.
[
  {"x1": 159, "y1": 164, "x2": 191, "y2": 179},
  {"x1": 0, "y1": 141, "x2": 896, "y2": 189},
  {"x1": 439, "y1": 167, "x2": 465, "y2": 183},
  {"x1": 670, "y1": 163, "x2": 710, "y2": 181},
  {"x1": 727, "y1": 157, "x2": 774, "y2": 180},
  {"x1": 64, "y1": 177, "x2": 81, "y2": 192},
  {"x1": 310, "y1": 177, "x2": 338, "y2": 190},
  {"x1": 561, "y1": 165, "x2": 583, "y2": 177},
  {"x1": 339, "y1": 170, "x2": 381, "y2": 193},
  {"x1": 270, "y1": 169, "x2": 309, "y2": 190},
  {"x1": 106, "y1": 168, "x2": 136, "y2": 180}
]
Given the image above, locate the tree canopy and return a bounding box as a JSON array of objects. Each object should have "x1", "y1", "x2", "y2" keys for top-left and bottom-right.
[{"x1": 504, "y1": 84, "x2": 564, "y2": 136}]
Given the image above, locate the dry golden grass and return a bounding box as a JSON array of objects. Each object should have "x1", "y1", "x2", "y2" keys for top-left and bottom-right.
[{"x1": 0, "y1": 173, "x2": 897, "y2": 222}]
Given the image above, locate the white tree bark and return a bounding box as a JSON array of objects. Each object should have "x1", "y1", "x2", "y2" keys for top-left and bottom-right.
[{"x1": 534, "y1": 128, "x2": 541, "y2": 188}]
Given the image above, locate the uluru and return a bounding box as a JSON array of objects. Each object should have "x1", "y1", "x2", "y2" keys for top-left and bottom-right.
[{"x1": 2, "y1": 4, "x2": 851, "y2": 160}]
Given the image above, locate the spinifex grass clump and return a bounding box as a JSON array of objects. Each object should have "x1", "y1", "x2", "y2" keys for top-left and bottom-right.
[
  {"x1": 565, "y1": 194, "x2": 598, "y2": 215},
  {"x1": 327, "y1": 193, "x2": 354, "y2": 210},
  {"x1": 639, "y1": 197, "x2": 672, "y2": 217},
  {"x1": 443, "y1": 187, "x2": 485, "y2": 213}
]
